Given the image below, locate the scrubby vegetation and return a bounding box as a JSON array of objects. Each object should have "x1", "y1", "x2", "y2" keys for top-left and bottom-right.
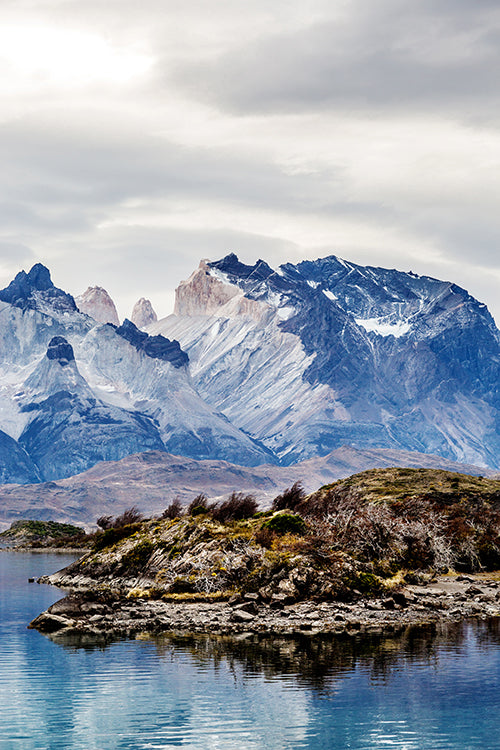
[
  {"x1": 0, "y1": 519, "x2": 89, "y2": 548},
  {"x1": 97, "y1": 506, "x2": 144, "y2": 530},
  {"x1": 53, "y1": 469, "x2": 498, "y2": 606},
  {"x1": 304, "y1": 468, "x2": 500, "y2": 573},
  {"x1": 18, "y1": 470, "x2": 500, "y2": 606}
]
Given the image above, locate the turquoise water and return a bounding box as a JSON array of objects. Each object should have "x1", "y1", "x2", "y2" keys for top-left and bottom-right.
[{"x1": 1, "y1": 551, "x2": 500, "y2": 749}]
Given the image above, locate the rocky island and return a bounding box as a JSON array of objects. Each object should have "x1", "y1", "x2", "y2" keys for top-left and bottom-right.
[{"x1": 30, "y1": 468, "x2": 500, "y2": 640}]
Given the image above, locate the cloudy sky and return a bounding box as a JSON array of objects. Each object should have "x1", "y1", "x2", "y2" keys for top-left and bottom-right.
[{"x1": 1, "y1": 0, "x2": 500, "y2": 322}]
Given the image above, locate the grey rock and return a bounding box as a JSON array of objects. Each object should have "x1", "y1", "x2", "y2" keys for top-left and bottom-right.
[{"x1": 231, "y1": 609, "x2": 255, "y2": 622}]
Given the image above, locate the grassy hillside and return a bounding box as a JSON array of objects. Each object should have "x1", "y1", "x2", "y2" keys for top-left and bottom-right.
[{"x1": 300, "y1": 468, "x2": 500, "y2": 573}]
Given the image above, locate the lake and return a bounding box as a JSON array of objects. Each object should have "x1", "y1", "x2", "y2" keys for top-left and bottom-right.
[{"x1": 1, "y1": 550, "x2": 500, "y2": 749}]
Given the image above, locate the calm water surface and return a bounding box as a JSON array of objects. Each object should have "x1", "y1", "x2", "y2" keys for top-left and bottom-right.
[{"x1": 1, "y1": 550, "x2": 500, "y2": 749}]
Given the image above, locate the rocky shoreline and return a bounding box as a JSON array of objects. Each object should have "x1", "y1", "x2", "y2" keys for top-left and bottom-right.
[{"x1": 30, "y1": 573, "x2": 500, "y2": 640}]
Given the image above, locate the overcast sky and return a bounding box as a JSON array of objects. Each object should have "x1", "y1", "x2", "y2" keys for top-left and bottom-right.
[{"x1": 1, "y1": 0, "x2": 500, "y2": 323}]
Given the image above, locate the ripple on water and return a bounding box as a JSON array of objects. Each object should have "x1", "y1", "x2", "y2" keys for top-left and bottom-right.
[{"x1": 1, "y1": 552, "x2": 500, "y2": 749}]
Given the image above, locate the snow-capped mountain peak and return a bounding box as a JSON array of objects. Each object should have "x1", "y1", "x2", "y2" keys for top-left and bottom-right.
[{"x1": 151, "y1": 252, "x2": 500, "y2": 469}]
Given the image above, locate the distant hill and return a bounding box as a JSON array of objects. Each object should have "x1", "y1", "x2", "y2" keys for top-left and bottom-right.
[{"x1": 0, "y1": 447, "x2": 492, "y2": 528}]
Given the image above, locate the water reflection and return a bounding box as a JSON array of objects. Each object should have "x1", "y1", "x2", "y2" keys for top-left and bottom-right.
[
  {"x1": 51, "y1": 618, "x2": 500, "y2": 694},
  {"x1": 41, "y1": 620, "x2": 500, "y2": 749}
]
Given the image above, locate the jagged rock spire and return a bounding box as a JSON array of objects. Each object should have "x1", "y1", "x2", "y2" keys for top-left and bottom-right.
[
  {"x1": 75, "y1": 286, "x2": 119, "y2": 325},
  {"x1": 130, "y1": 297, "x2": 157, "y2": 329},
  {"x1": 46, "y1": 336, "x2": 75, "y2": 367}
]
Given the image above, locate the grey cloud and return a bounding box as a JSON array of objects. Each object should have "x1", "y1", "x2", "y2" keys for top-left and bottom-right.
[
  {"x1": 410, "y1": 211, "x2": 500, "y2": 268},
  {"x1": 0, "y1": 241, "x2": 34, "y2": 264},
  {"x1": 172, "y1": 0, "x2": 500, "y2": 117},
  {"x1": 0, "y1": 119, "x2": 350, "y2": 225},
  {"x1": 42, "y1": 224, "x2": 301, "y2": 320}
]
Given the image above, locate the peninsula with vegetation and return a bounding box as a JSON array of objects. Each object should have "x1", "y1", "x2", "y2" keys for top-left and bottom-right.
[{"x1": 29, "y1": 468, "x2": 500, "y2": 639}]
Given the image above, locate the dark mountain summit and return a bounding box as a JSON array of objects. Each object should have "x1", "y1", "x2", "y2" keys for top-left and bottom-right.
[
  {"x1": 0, "y1": 263, "x2": 77, "y2": 313},
  {"x1": 114, "y1": 319, "x2": 189, "y2": 368},
  {"x1": 46, "y1": 336, "x2": 75, "y2": 365}
]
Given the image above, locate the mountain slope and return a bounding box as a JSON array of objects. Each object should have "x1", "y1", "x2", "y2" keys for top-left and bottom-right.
[
  {"x1": 0, "y1": 264, "x2": 273, "y2": 479},
  {"x1": 0, "y1": 430, "x2": 41, "y2": 484},
  {"x1": 0, "y1": 446, "x2": 491, "y2": 528},
  {"x1": 150, "y1": 254, "x2": 500, "y2": 468},
  {"x1": 17, "y1": 336, "x2": 165, "y2": 480}
]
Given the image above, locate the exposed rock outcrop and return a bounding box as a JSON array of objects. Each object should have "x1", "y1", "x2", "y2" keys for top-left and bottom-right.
[
  {"x1": 114, "y1": 319, "x2": 188, "y2": 368},
  {"x1": 75, "y1": 286, "x2": 119, "y2": 325},
  {"x1": 0, "y1": 263, "x2": 76, "y2": 313},
  {"x1": 29, "y1": 575, "x2": 500, "y2": 638},
  {"x1": 152, "y1": 253, "x2": 500, "y2": 468},
  {"x1": 130, "y1": 298, "x2": 157, "y2": 329}
]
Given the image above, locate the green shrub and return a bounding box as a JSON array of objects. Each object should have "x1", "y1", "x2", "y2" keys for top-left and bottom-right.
[
  {"x1": 190, "y1": 505, "x2": 209, "y2": 517},
  {"x1": 92, "y1": 523, "x2": 142, "y2": 551},
  {"x1": 345, "y1": 571, "x2": 383, "y2": 594},
  {"x1": 121, "y1": 540, "x2": 154, "y2": 568},
  {"x1": 261, "y1": 513, "x2": 306, "y2": 536},
  {"x1": 187, "y1": 494, "x2": 210, "y2": 515}
]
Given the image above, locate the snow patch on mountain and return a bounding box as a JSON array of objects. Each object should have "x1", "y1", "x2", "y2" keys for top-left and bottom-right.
[
  {"x1": 322, "y1": 289, "x2": 337, "y2": 301},
  {"x1": 355, "y1": 317, "x2": 411, "y2": 337},
  {"x1": 151, "y1": 252, "x2": 500, "y2": 469}
]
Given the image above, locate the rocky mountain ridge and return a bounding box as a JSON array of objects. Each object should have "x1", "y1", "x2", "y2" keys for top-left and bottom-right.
[
  {"x1": 0, "y1": 264, "x2": 271, "y2": 482},
  {"x1": 1, "y1": 253, "x2": 499, "y2": 487},
  {"x1": 151, "y1": 254, "x2": 500, "y2": 468}
]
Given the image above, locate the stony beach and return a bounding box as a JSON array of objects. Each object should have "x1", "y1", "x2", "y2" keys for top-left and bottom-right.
[{"x1": 30, "y1": 573, "x2": 500, "y2": 640}]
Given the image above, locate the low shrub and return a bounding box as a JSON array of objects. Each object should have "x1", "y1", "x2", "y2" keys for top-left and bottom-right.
[
  {"x1": 253, "y1": 526, "x2": 275, "y2": 548},
  {"x1": 121, "y1": 540, "x2": 154, "y2": 569},
  {"x1": 92, "y1": 523, "x2": 142, "y2": 551},
  {"x1": 169, "y1": 576, "x2": 197, "y2": 594},
  {"x1": 261, "y1": 513, "x2": 307, "y2": 536},
  {"x1": 187, "y1": 494, "x2": 211, "y2": 515},
  {"x1": 96, "y1": 506, "x2": 144, "y2": 530},
  {"x1": 162, "y1": 499, "x2": 184, "y2": 519},
  {"x1": 211, "y1": 492, "x2": 258, "y2": 522},
  {"x1": 272, "y1": 482, "x2": 306, "y2": 512}
]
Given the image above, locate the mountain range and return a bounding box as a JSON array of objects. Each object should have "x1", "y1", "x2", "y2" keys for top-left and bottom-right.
[{"x1": 0, "y1": 254, "x2": 499, "y2": 492}]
